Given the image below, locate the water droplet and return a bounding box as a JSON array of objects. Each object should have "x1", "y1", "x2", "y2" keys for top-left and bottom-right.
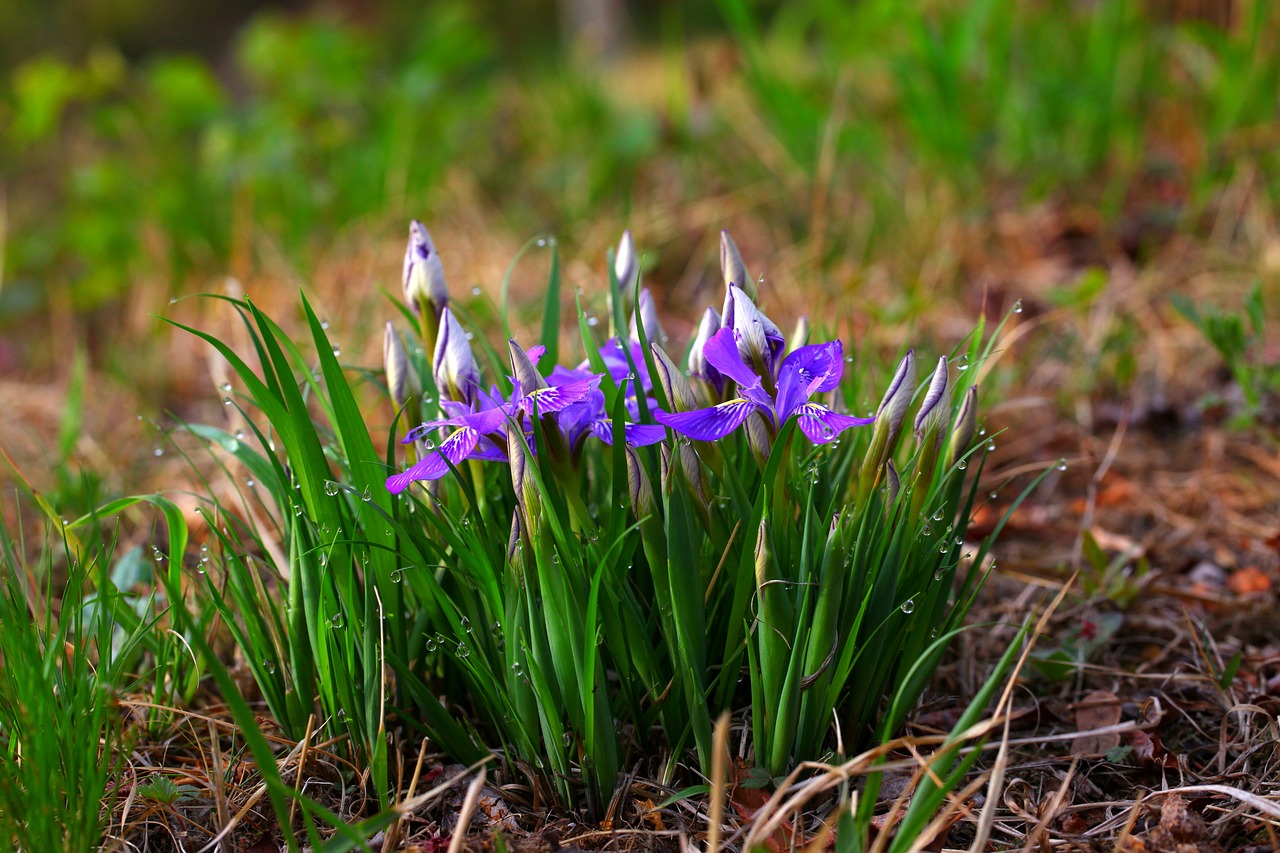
[
  {"x1": 511, "y1": 661, "x2": 524, "y2": 677},
  {"x1": 955, "y1": 536, "x2": 963, "y2": 545},
  {"x1": 321, "y1": 321, "x2": 330, "y2": 330},
  {"x1": 328, "y1": 614, "x2": 344, "y2": 629},
  {"x1": 223, "y1": 397, "x2": 233, "y2": 406},
  {"x1": 361, "y1": 487, "x2": 372, "y2": 501},
  {"x1": 978, "y1": 429, "x2": 986, "y2": 437},
  {"x1": 932, "y1": 511, "x2": 944, "y2": 522},
  {"x1": 989, "y1": 491, "x2": 999, "y2": 499},
  {"x1": 587, "y1": 315, "x2": 599, "y2": 327},
  {"x1": 425, "y1": 637, "x2": 438, "y2": 652},
  {"x1": 986, "y1": 442, "x2": 996, "y2": 452},
  {"x1": 471, "y1": 286, "x2": 482, "y2": 296},
  {"x1": 1013, "y1": 299, "x2": 1023, "y2": 313},
  {"x1": 940, "y1": 545, "x2": 949, "y2": 554},
  {"x1": 423, "y1": 439, "x2": 436, "y2": 451},
  {"x1": 930, "y1": 628, "x2": 939, "y2": 639},
  {"x1": 460, "y1": 617, "x2": 472, "y2": 633},
  {"x1": 551, "y1": 554, "x2": 560, "y2": 564},
  {"x1": 245, "y1": 478, "x2": 255, "y2": 488},
  {"x1": 390, "y1": 569, "x2": 403, "y2": 583},
  {"x1": 331, "y1": 346, "x2": 341, "y2": 357},
  {"x1": 263, "y1": 660, "x2": 276, "y2": 674},
  {"x1": 934, "y1": 569, "x2": 944, "y2": 581},
  {"x1": 235, "y1": 430, "x2": 245, "y2": 440},
  {"x1": 1056, "y1": 459, "x2": 1068, "y2": 471},
  {"x1": 957, "y1": 460, "x2": 967, "y2": 470},
  {"x1": 536, "y1": 238, "x2": 547, "y2": 247},
  {"x1": 153, "y1": 446, "x2": 164, "y2": 457},
  {"x1": 324, "y1": 481, "x2": 340, "y2": 496},
  {"x1": 456, "y1": 642, "x2": 470, "y2": 659},
  {"x1": 900, "y1": 599, "x2": 916, "y2": 614},
  {"x1": 219, "y1": 383, "x2": 232, "y2": 392},
  {"x1": 294, "y1": 505, "x2": 303, "y2": 516}
]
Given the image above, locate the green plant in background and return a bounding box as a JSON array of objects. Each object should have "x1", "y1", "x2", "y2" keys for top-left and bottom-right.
[{"x1": 1173, "y1": 282, "x2": 1277, "y2": 425}]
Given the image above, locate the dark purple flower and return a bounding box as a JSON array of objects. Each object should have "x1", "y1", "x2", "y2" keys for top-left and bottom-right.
[{"x1": 654, "y1": 327, "x2": 873, "y2": 444}]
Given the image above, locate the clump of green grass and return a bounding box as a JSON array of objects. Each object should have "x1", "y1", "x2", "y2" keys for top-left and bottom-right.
[{"x1": 162, "y1": 223, "x2": 1041, "y2": 845}]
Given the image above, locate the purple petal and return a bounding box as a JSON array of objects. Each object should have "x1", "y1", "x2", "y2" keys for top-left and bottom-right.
[
  {"x1": 793, "y1": 403, "x2": 874, "y2": 444},
  {"x1": 624, "y1": 423, "x2": 667, "y2": 446},
  {"x1": 780, "y1": 340, "x2": 844, "y2": 394},
  {"x1": 386, "y1": 427, "x2": 482, "y2": 493},
  {"x1": 520, "y1": 376, "x2": 602, "y2": 415},
  {"x1": 654, "y1": 398, "x2": 761, "y2": 441},
  {"x1": 701, "y1": 328, "x2": 761, "y2": 390}
]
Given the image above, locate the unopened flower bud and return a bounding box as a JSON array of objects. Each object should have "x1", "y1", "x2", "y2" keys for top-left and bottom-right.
[
  {"x1": 384, "y1": 322, "x2": 419, "y2": 409},
  {"x1": 507, "y1": 430, "x2": 540, "y2": 516},
  {"x1": 433, "y1": 309, "x2": 480, "y2": 404},
  {"x1": 629, "y1": 287, "x2": 665, "y2": 345},
  {"x1": 614, "y1": 230, "x2": 637, "y2": 287},
  {"x1": 946, "y1": 385, "x2": 978, "y2": 467},
  {"x1": 508, "y1": 338, "x2": 549, "y2": 396},
  {"x1": 651, "y1": 343, "x2": 697, "y2": 412},
  {"x1": 878, "y1": 350, "x2": 916, "y2": 441},
  {"x1": 625, "y1": 446, "x2": 655, "y2": 517},
  {"x1": 914, "y1": 356, "x2": 951, "y2": 445},
  {"x1": 688, "y1": 307, "x2": 722, "y2": 381},
  {"x1": 720, "y1": 230, "x2": 755, "y2": 300},
  {"x1": 754, "y1": 514, "x2": 770, "y2": 591},
  {"x1": 884, "y1": 459, "x2": 901, "y2": 506},
  {"x1": 403, "y1": 220, "x2": 448, "y2": 318}
]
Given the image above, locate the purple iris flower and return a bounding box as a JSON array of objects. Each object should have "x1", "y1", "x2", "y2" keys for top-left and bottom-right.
[
  {"x1": 654, "y1": 327, "x2": 874, "y2": 444},
  {"x1": 386, "y1": 339, "x2": 662, "y2": 494}
]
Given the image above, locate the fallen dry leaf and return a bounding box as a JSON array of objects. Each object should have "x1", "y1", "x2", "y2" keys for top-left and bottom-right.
[
  {"x1": 1071, "y1": 690, "x2": 1123, "y2": 757},
  {"x1": 1228, "y1": 566, "x2": 1271, "y2": 595}
]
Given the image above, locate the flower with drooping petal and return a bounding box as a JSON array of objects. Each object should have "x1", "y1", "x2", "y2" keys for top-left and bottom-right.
[
  {"x1": 403, "y1": 220, "x2": 448, "y2": 318},
  {"x1": 655, "y1": 327, "x2": 873, "y2": 445},
  {"x1": 433, "y1": 308, "x2": 480, "y2": 405}
]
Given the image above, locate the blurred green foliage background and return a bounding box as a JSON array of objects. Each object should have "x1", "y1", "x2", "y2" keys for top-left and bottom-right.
[{"x1": 2, "y1": 0, "x2": 1277, "y2": 353}]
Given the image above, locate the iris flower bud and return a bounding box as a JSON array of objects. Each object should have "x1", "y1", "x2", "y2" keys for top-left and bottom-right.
[
  {"x1": 507, "y1": 430, "x2": 540, "y2": 518},
  {"x1": 629, "y1": 287, "x2": 666, "y2": 345},
  {"x1": 856, "y1": 350, "x2": 916, "y2": 500},
  {"x1": 384, "y1": 322, "x2": 419, "y2": 409},
  {"x1": 688, "y1": 307, "x2": 722, "y2": 382},
  {"x1": 625, "y1": 446, "x2": 655, "y2": 517},
  {"x1": 508, "y1": 338, "x2": 549, "y2": 396},
  {"x1": 720, "y1": 230, "x2": 755, "y2": 300},
  {"x1": 946, "y1": 385, "x2": 978, "y2": 468},
  {"x1": 433, "y1": 308, "x2": 480, "y2": 404},
  {"x1": 615, "y1": 229, "x2": 637, "y2": 287},
  {"x1": 651, "y1": 343, "x2": 697, "y2": 413},
  {"x1": 403, "y1": 220, "x2": 448, "y2": 318},
  {"x1": 884, "y1": 459, "x2": 901, "y2": 506},
  {"x1": 913, "y1": 356, "x2": 951, "y2": 447},
  {"x1": 879, "y1": 350, "x2": 916, "y2": 441}
]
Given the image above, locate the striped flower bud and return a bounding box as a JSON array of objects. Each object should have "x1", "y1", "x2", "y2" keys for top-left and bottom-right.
[
  {"x1": 651, "y1": 343, "x2": 697, "y2": 413},
  {"x1": 433, "y1": 308, "x2": 479, "y2": 405},
  {"x1": 403, "y1": 220, "x2": 448, "y2": 318},
  {"x1": 946, "y1": 385, "x2": 978, "y2": 468},
  {"x1": 629, "y1": 287, "x2": 666, "y2": 345},
  {"x1": 913, "y1": 356, "x2": 951, "y2": 447},
  {"x1": 720, "y1": 230, "x2": 755, "y2": 300},
  {"x1": 625, "y1": 446, "x2": 655, "y2": 517},
  {"x1": 383, "y1": 322, "x2": 419, "y2": 409}
]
